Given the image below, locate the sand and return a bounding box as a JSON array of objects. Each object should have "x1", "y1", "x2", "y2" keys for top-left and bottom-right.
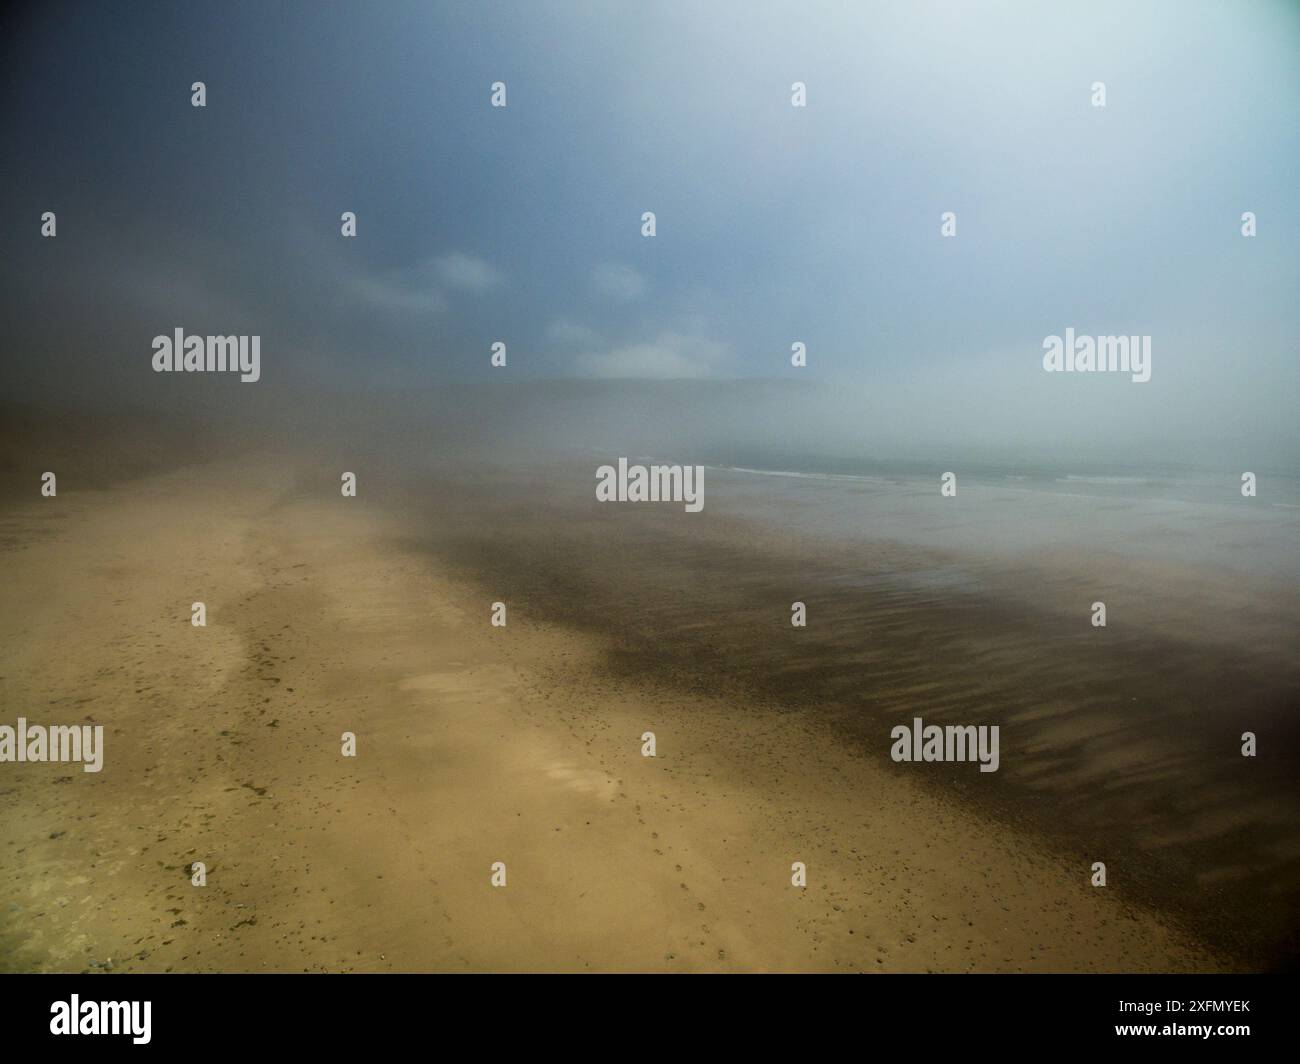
[
  {"x1": 0, "y1": 458, "x2": 1233, "y2": 972},
  {"x1": 413, "y1": 459, "x2": 1300, "y2": 968}
]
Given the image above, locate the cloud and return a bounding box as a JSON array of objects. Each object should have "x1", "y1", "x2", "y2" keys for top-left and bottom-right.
[
  {"x1": 590, "y1": 262, "x2": 646, "y2": 302},
  {"x1": 546, "y1": 318, "x2": 601, "y2": 347},
  {"x1": 435, "y1": 252, "x2": 501, "y2": 292},
  {"x1": 351, "y1": 258, "x2": 449, "y2": 314},
  {"x1": 347, "y1": 252, "x2": 499, "y2": 314},
  {"x1": 574, "y1": 331, "x2": 731, "y2": 379}
]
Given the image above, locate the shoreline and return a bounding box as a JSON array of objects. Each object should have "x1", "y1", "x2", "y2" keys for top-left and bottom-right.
[
  {"x1": 405, "y1": 460, "x2": 1300, "y2": 968},
  {"x1": 0, "y1": 458, "x2": 1248, "y2": 971}
]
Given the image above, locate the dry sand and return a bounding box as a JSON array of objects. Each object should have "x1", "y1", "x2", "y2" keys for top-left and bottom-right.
[{"x1": 0, "y1": 459, "x2": 1232, "y2": 972}]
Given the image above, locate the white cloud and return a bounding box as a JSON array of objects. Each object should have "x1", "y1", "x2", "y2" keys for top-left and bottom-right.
[
  {"x1": 546, "y1": 318, "x2": 601, "y2": 347},
  {"x1": 590, "y1": 262, "x2": 646, "y2": 302},
  {"x1": 348, "y1": 251, "x2": 500, "y2": 313},
  {"x1": 435, "y1": 252, "x2": 501, "y2": 292},
  {"x1": 350, "y1": 258, "x2": 448, "y2": 313},
  {"x1": 574, "y1": 331, "x2": 731, "y2": 379}
]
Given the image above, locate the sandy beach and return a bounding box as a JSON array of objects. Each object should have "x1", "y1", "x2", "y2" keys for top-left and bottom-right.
[{"x1": 0, "y1": 448, "x2": 1251, "y2": 973}]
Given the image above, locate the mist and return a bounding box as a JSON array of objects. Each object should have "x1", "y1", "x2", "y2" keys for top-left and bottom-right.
[{"x1": 2, "y1": 0, "x2": 1297, "y2": 470}]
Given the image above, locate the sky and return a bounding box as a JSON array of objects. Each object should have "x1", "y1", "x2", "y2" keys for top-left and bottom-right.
[{"x1": 1, "y1": 0, "x2": 1298, "y2": 464}]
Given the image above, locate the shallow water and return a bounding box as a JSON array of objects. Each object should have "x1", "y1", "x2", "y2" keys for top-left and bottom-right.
[{"x1": 689, "y1": 459, "x2": 1300, "y2": 587}]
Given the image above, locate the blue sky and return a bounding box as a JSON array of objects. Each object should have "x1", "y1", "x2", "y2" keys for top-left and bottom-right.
[{"x1": 2, "y1": 0, "x2": 1297, "y2": 459}]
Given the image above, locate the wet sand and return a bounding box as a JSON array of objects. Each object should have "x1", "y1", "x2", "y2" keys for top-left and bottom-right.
[
  {"x1": 412, "y1": 457, "x2": 1300, "y2": 968},
  {"x1": 0, "y1": 453, "x2": 1246, "y2": 972}
]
